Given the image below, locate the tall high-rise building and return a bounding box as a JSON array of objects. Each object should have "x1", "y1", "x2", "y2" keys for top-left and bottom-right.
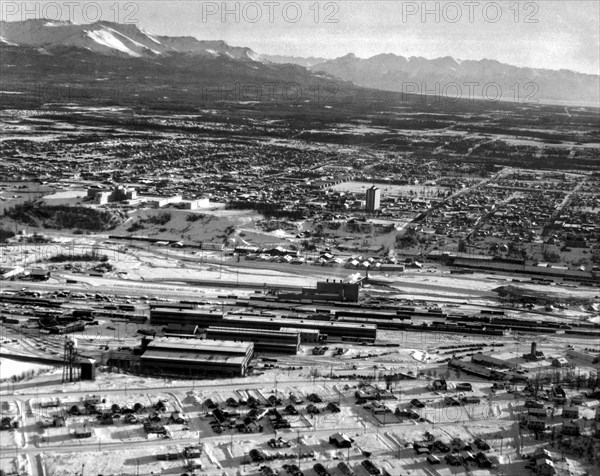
[{"x1": 365, "y1": 186, "x2": 381, "y2": 212}]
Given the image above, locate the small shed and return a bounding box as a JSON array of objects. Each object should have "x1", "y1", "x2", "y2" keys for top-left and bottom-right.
[
  {"x1": 552, "y1": 357, "x2": 569, "y2": 368},
  {"x1": 329, "y1": 432, "x2": 353, "y2": 448}
]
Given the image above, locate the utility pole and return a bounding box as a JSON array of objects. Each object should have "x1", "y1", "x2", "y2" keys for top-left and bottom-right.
[{"x1": 297, "y1": 430, "x2": 301, "y2": 470}]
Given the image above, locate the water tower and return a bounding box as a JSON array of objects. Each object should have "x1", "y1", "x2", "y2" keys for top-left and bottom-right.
[{"x1": 62, "y1": 338, "x2": 79, "y2": 383}]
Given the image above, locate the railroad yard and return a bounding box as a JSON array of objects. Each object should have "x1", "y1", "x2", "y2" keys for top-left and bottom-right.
[
  {"x1": 1, "y1": 11, "x2": 599, "y2": 475},
  {"x1": 1, "y1": 246, "x2": 599, "y2": 476}
]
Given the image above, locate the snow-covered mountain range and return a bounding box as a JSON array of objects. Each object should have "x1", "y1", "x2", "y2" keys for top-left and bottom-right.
[
  {"x1": 0, "y1": 19, "x2": 262, "y2": 60},
  {"x1": 271, "y1": 53, "x2": 600, "y2": 105},
  {"x1": 1, "y1": 19, "x2": 598, "y2": 105}
]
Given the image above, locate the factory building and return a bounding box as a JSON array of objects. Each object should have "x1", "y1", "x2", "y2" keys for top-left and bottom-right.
[
  {"x1": 471, "y1": 352, "x2": 518, "y2": 370},
  {"x1": 205, "y1": 327, "x2": 300, "y2": 354},
  {"x1": 163, "y1": 323, "x2": 199, "y2": 338},
  {"x1": 140, "y1": 337, "x2": 253, "y2": 377},
  {"x1": 448, "y1": 358, "x2": 507, "y2": 380},
  {"x1": 279, "y1": 280, "x2": 361, "y2": 303},
  {"x1": 150, "y1": 308, "x2": 375, "y2": 342},
  {"x1": 221, "y1": 314, "x2": 376, "y2": 343},
  {"x1": 281, "y1": 327, "x2": 320, "y2": 344},
  {"x1": 314, "y1": 280, "x2": 360, "y2": 302},
  {"x1": 150, "y1": 308, "x2": 224, "y2": 327}
]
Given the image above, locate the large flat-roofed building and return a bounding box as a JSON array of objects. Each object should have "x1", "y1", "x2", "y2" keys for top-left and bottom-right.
[
  {"x1": 315, "y1": 280, "x2": 360, "y2": 302},
  {"x1": 448, "y1": 358, "x2": 507, "y2": 380},
  {"x1": 280, "y1": 280, "x2": 361, "y2": 303},
  {"x1": 0, "y1": 266, "x2": 24, "y2": 279},
  {"x1": 205, "y1": 327, "x2": 300, "y2": 354},
  {"x1": 222, "y1": 314, "x2": 376, "y2": 343},
  {"x1": 164, "y1": 323, "x2": 199, "y2": 338},
  {"x1": 150, "y1": 308, "x2": 224, "y2": 327},
  {"x1": 150, "y1": 308, "x2": 375, "y2": 342},
  {"x1": 281, "y1": 327, "x2": 320, "y2": 344},
  {"x1": 140, "y1": 337, "x2": 253, "y2": 377},
  {"x1": 471, "y1": 352, "x2": 518, "y2": 370}
]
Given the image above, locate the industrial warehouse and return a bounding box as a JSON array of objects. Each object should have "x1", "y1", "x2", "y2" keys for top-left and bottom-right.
[
  {"x1": 139, "y1": 337, "x2": 254, "y2": 377},
  {"x1": 204, "y1": 327, "x2": 300, "y2": 354},
  {"x1": 150, "y1": 308, "x2": 377, "y2": 343}
]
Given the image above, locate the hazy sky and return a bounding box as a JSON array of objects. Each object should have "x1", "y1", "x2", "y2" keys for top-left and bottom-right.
[{"x1": 5, "y1": 1, "x2": 600, "y2": 74}]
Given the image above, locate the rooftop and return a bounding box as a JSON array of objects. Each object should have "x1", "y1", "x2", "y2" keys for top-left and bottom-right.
[
  {"x1": 141, "y1": 349, "x2": 250, "y2": 366},
  {"x1": 147, "y1": 337, "x2": 253, "y2": 355},
  {"x1": 224, "y1": 314, "x2": 376, "y2": 330}
]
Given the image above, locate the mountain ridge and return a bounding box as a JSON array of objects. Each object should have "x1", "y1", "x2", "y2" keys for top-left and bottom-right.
[
  {"x1": 0, "y1": 19, "x2": 263, "y2": 61},
  {"x1": 1, "y1": 19, "x2": 598, "y2": 106},
  {"x1": 307, "y1": 53, "x2": 599, "y2": 104},
  {"x1": 262, "y1": 51, "x2": 599, "y2": 104}
]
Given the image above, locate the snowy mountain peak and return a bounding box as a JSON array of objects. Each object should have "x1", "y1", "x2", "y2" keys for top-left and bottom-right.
[{"x1": 0, "y1": 19, "x2": 264, "y2": 61}]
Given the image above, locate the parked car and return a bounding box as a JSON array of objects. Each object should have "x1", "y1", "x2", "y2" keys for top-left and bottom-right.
[
  {"x1": 411, "y1": 399, "x2": 425, "y2": 408},
  {"x1": 284, "y1": 464, "x2": 304, "y2": 476},
  {"x1": 445, "y1": 454, "x2": 461, "y2": 466},
  {"x1": 226, "y1": 398, "x2": 239, "y2": 407},
  {"x1": 473, "y1": 438, "x2": 490, "y2": 450},
  {"x1": 432, "y1": 440, "x2": 450, "y2": 453},
  {"x1": 313, "y1": 463, "x2": 331, "y2": 476},
  {"x1": 444, "y1": 397, "x2": 460, "y2": 406},
  {"x1": 361, "y1": 460, "x2": 381, "y2": 476},
  {"x1": 249, "y1": 448, "x2": 267, "y2": 463}
]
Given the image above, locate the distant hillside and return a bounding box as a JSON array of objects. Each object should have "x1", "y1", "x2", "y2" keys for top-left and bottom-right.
[
  {"x1": 309, "y1": 53, "x2": 600, "y2": 105},
  {"x1": 263, "y1": 54, "x2": 328, "y2": 68},
  {"x1": 4, "y1": 201, "x2": 125, "y2": 231},
  {"x1": 0, "y1": 19, "x2": 354, "y2": 111}
]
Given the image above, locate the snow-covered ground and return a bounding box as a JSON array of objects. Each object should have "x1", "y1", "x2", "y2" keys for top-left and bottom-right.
[{"x1": 0, "y1": 358, "x2": 52, "y2": 380}]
